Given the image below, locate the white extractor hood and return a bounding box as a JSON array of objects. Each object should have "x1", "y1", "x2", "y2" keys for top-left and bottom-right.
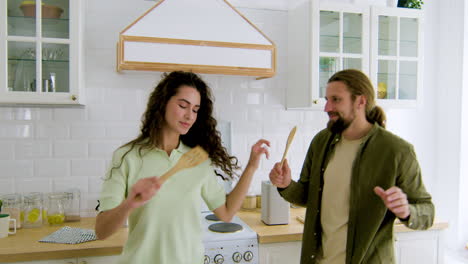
[{"x1": 116, "y1": 0, "x2": 276, "y2": 78}]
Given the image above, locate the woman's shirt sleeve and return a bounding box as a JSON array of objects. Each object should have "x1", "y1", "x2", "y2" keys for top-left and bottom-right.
[{"x1": 99, "y1": 148, "x2": 129, "y2": 212}]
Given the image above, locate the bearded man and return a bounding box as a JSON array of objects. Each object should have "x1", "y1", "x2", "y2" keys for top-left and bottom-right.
[{"x1": 269, "y1": 69, "x2": 434, "y2": 264}]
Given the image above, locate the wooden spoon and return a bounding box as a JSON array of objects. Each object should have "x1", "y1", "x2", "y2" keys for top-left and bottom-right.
[
  {"x1": 159, "y1": 145, "x2": 209, "y2": 183},
  {"x1": 280, "y1": 126, "x2": 297, "y2": 167},
  {"x1": 135, "y1": 145, "x2": 209, "y2": 200}
]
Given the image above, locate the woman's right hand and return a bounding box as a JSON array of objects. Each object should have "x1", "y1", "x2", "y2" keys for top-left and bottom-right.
[
  {"x1": 269, "y1": 159, "x2": 292, "y2": 188},
  {"x1": 126, "y1": 176, "x2": 161, "y2": 209}
]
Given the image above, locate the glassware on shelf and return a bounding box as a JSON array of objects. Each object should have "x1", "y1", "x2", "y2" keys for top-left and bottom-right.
[{"x1": 23, "y1": 192, "x2": 43, "y2": 228}]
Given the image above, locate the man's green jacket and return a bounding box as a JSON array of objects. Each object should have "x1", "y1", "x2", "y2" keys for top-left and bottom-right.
[{"x1": 279, "y1": 124, "x2": 434, "y2": 264}]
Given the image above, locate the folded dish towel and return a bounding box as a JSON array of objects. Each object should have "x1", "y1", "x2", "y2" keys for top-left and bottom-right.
[{"x1": 39, "y1": 226, "x2": 97, "y2": 244}]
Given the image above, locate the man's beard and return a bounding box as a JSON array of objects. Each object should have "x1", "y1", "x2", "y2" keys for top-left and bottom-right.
[{"x1": 327, "y1": 113, "x2": 352, "y2": 134}]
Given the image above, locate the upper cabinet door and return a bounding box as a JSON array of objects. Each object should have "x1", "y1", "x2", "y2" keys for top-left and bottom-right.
[
  {"x1": 0, "y1": 0, "x2": 84, "y2": 105},
  {"x1": 370, "y1": 6, "x2": 424, "y2": 108},
  {"x1": 287, "y1": 2, "x2": 369, "y2": 110},
  {"x1": 318, "y1": 4, "x2": 370, "y2": 106}
]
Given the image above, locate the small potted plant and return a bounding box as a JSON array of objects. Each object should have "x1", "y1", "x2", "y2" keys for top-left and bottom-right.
[{"x1": 398, "y1": 0, "x2": 424, "y2": 9}]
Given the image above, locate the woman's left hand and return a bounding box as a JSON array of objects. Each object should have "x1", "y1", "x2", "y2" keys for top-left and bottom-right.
[{"x1": 247, "y1": 139, "x2": 270, "y2": 169}]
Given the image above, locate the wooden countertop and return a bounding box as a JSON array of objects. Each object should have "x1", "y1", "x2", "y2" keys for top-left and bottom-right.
[
  {"x1": 0, "y1": 217, "x2": 127, "y2": 263},
  {"x1": 0, "y1": 210, "x2": 449, "y2": 262},
  {"x1": 237, "y1": 208, "x2": 306, "y2": 244},
  {"x1": 237, "y1": 207, "x2": 449, "y2": 244}
]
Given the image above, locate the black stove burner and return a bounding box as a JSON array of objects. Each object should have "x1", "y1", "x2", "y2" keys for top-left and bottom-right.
[
  {"x1": 205, "y1": 214, "x2": 220, "y2": 221},
  {"x1": 208, "y1": 222, "x2": 243, "y2": 233}
]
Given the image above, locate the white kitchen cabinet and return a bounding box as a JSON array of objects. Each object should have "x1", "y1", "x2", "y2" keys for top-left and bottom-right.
[
  {"x1": 4, "y1": 255, "x2": 121, "y2": 264},
  {"x1": 0, "y1": 0, "x2": 85, "y2": 105},
  {"x1": 370, "y1": 6, "x2": 424, "y2": 108},
  {"x1": 395, "y1": 229, "x2": 444, "y2": 264},
  {"x1": 259, "y1": 241, "x2": 301, "y2": 264},
  {"x1": 287, "y1": 1, "x2": 423, "y2": 110}
]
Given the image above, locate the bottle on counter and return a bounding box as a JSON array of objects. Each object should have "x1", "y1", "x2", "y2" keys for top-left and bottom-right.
[
  {"x1": 0, "y1": 193, "x2": 23, "y2": 229},
  {"x1": 23, "y1": 192, "x2": 43, "y2": 228}
]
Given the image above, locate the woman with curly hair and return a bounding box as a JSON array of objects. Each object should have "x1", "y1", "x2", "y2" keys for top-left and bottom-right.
[{"x1": 95, "y1": 71, "x2": 269, "y2": 264}]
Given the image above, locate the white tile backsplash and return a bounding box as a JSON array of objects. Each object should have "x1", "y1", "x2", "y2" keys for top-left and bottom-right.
[{"x1": 71, "y1": 159, "x2": 105, "y2": 177}]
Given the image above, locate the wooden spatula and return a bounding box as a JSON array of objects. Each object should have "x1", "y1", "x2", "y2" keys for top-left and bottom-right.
[
  {"x1": 159, "y1": 145, "x2": 209, "y2": 183},
  {"x1": 280, "y1": 126, "x2": 297, "y2": 167},
  {"x1": 135, "y1": 146, "x2": 209, "y2": 201}
]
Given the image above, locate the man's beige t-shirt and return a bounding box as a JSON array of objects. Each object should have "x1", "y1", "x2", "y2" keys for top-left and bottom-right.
[{"x1": 320, "y1": 136, "x2": 363, "y2": 264}]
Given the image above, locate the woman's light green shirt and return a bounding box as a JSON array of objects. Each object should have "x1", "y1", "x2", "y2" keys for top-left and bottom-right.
[{"x1": 99, "y1": 143, "x2": 226, "y2": 264}]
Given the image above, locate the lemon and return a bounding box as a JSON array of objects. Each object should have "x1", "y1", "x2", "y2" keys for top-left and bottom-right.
[
  {"x1": 47, "y1": 213, "x2": 65, "y2": 225},
  {"x1": 27, "y1": 211, "x2": 39, "y2": 223}
]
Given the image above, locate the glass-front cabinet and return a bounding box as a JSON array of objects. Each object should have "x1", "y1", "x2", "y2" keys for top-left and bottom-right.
[
  {"x1": 0, "y1": 0, "x2": 84, "y2": 105},
  {"x1": 287, "y1": 1, "x2": 424, "y2": 110},
  {"x1": 318, "y1": 5, "x2": 369, "y2": 103},
  {"x1": 370, "y1": 6, "x2": 423, "y2": 108}
]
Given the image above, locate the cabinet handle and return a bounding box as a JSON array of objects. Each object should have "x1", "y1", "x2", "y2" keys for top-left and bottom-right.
[{"x1": 71, "y1": 95, "x2": 77, "y2": 101}]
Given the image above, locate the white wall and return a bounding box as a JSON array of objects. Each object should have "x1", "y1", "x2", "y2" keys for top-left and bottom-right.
[{"x1": 0, "y1": 0, "x2": 464, "y2": 249}]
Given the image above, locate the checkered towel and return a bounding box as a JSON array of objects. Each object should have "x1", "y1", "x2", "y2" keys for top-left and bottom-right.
[{"x1": 39, "y1": 226, "x2": 97, "y2": 244}]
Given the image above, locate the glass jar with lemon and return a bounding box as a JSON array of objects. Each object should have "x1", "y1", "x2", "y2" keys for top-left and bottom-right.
[
  {"x1": 23, "y1": 192, "x2": 43, "y2": 228},
  {"x1": 46, "y1": 193, "x2": 65, "y2": 226}
]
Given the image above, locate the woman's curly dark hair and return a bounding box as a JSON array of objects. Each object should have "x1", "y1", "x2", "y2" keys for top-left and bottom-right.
[{"x1": 111, "y1": 71, "x2": 239, "y2": 180}]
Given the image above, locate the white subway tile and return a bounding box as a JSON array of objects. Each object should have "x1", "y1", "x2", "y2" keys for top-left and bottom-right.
[
  {"x1": 71, "y1": 159, "x2": 105, "y2": 177},
  {"x1": 103, "y1": 88, "x2": 138, "y2": 105},
  {"x1": 54, "y1": 108, "x2": 87, "y2": 122},
  {"x1": 0, "y1": 123, "x2": 33, "y2": 138},
  {"x1": 36, "y1": 123, "x2": 69, "y2": 139},
  {"x1": 84, "y1": 85, "x2": 104, "y2": 104},
  {"x1": 54, "y1": 141, "x2": 88, "y2": 158},
  {"x1": 53, "y1": 177, "x2": 89, "y2": 193},
  {"x1": 88, "y1": 141, "x2": 122, "y2": 158},
  {"x1": 0, "y1": 108, "x2": 13, "y2": 121},
  {"x1": 16, "y1": 178, "x2": 52, "y2": 193},
  {"x1": 0, "y1": 141, "x2": 14, "y2": 160},
  {"x1": 248, "y1": 79, "x2": 268, "y2": 90},
  {"x1": 36, "y1": 109, "x2": 53, "y2": 121},
  {"x1": 218, "y1": 76, "x2": 249, "y2": 91},
  {"x1": 13, "y1": 108, "x2": 33, "y2": 120},
  {"x1": 217, "y1": 106, "x2": 248, "y2": 121},
  {"x1": 15, "y1": 140, "x2": 51, "y2": 159},
  {"x1": 121, "y1": 104, "x2": 145, "y2": 122},
  {"x1": 0, "y1": 179, "x2": 15, "y2": 194},
  {"x1": 70, "y1": 124, "x2": 106, "y2": 139},
  {"x1": 34, "y1": 160, "x2": 70, "y2": 178},
  {"x1": 105, "y1": 124, "x2": 139, "y2": 140},
  {"x1": 89, "y1": 178, "x2": 105, "y2": 194},
  {"x1": 88, "y1": 104, "x2": 123, "y2": 121},
  {"x1": 0, "y1": 160, "x2": 33, "y2": 178},
  {"x1": 246, "y1": 93, "x2": 263, "y2": 105},
  {"x1": 278, "y1": 110, "x2": 303, "y2": 123},
  {"x1": 247, "y1": 108, "x2": 263, "y2": 122}
]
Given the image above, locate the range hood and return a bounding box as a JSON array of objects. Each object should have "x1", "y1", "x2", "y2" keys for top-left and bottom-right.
[{"x1": 117, "y1": 0, "x2": 276, "y2": 78}]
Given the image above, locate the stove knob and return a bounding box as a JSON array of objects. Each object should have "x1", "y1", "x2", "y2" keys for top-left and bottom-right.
[
  {"x1": 214, "y1": 254, "x2": 224, "y2": 264},
  {"x1": 244, "y1": 251, "x2": 254, "y2": 261},
  {"x1": 232, "y1": 252, "x2": 242, "y2": 263},
  {"x1": 204, "y1": 255, "x2": 210, "y2": 264}
]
